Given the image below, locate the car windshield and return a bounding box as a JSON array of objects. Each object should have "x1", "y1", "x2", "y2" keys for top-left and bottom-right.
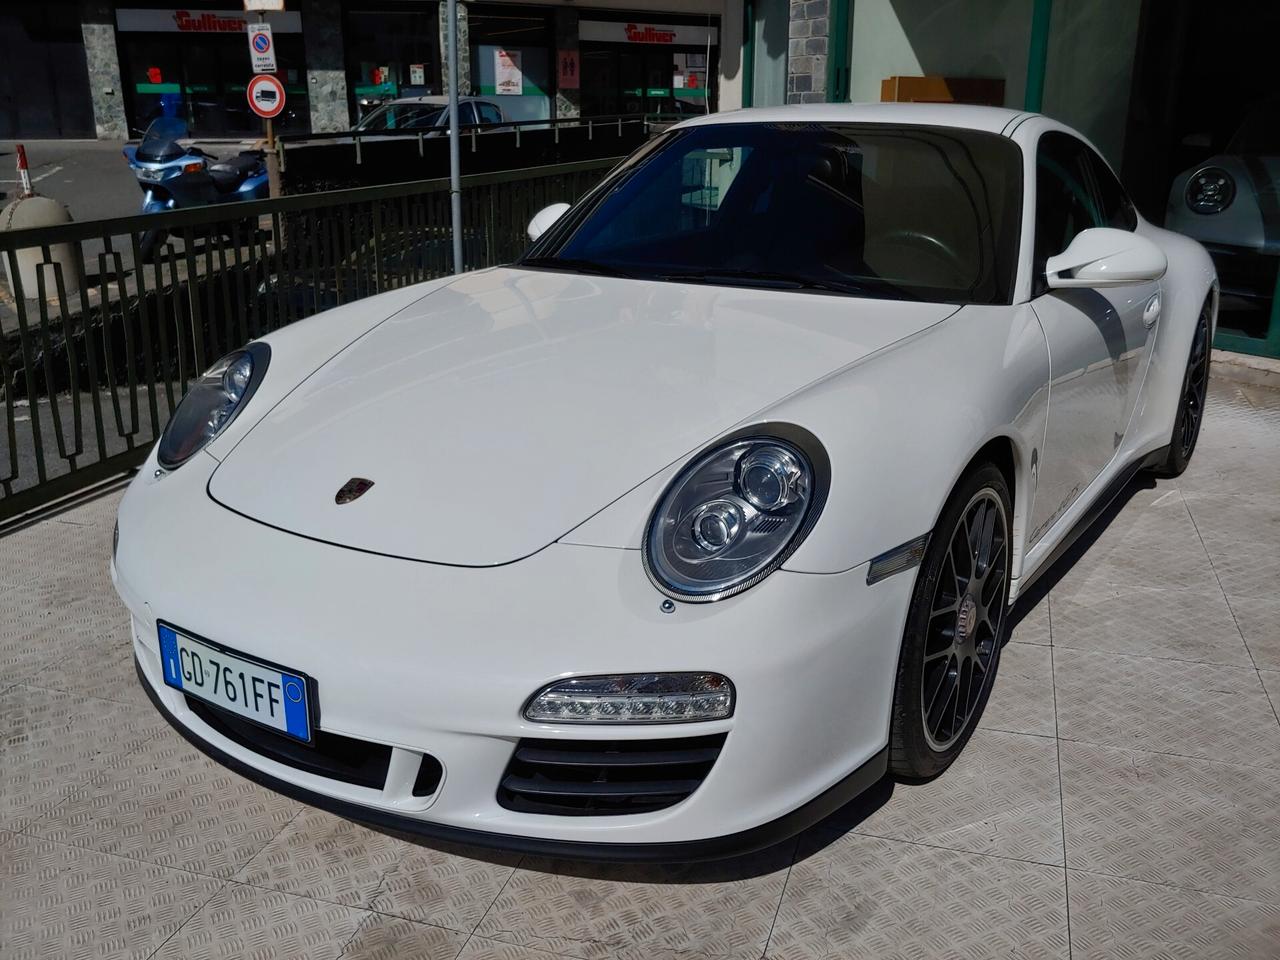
[
  {"x1": 1226, "y1": 104, "x2": 1280, "y2": 156},
  {"x1": 142, "y1": 116, "x2": 188, "y2": 145},
  {"x1": 522, "y1": 122, "x2": 1023, "y2": 304},
  {"x1": 355, "y1": 103, "x2": 446, "y2": 131}
]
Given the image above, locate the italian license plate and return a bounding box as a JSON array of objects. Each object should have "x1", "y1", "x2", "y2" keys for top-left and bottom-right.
[{"x1": 158, "y1": 624, "x2": 312, "y2": 742}]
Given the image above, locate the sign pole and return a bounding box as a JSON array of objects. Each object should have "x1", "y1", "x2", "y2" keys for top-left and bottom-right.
[
  {"x1": 447, "y1": 0, "x2": 463, "y2": 274},
  {"x1": 256, "y1": 10, "x2": 282, "y2": 198}
]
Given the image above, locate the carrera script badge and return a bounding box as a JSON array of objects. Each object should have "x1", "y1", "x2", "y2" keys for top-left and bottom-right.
[{"x1": 335, "y1": 477, "x2": 375, "y2": 504}]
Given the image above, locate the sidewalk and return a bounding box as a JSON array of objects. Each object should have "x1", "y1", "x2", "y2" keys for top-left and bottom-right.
[{"x1": 1, "y1": 375, "x2": 1278, "y2": 959}]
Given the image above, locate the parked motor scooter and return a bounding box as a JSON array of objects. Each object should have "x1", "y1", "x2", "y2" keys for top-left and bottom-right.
[{"x1": 123, "y1": 117, "x2": 270, "y2": 261}]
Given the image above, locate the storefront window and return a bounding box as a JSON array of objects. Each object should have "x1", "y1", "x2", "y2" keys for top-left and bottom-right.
[
  {"x1": 116, "y1": 8, "x2": 309, "y2": 138},
  {"x1": 468, "y1": 5, "x2": 554, "y2": 124},
  {"x1": 579, "y1": 16, "x2": 719, "y2": 118},
  {"x1": 343, "y1": 4, "x2": 440, "y2": 122}
]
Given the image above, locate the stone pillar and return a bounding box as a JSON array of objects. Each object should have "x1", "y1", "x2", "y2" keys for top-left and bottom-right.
[
  {"x1": 302, "y1": 0, "x2": 350, "y2": 132},
  {"x1": 439, "y1": 2, "x2": 471, "y2": 96},
  {"x1": 553, "y1": 8, "x2": 580, "y2": 119},
  {"x1": 787, "y1": 0, "x2": 829, "y2": 104},
  {"x1": 79, "y1": 0, "x2": 129, "y2": 140}
]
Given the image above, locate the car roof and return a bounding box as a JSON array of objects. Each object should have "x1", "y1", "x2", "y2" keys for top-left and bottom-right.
[
  {"x1": 674, "y1": 102, "x2": 1031, "y2": 135},
  {"x1": 384, "y1": 95, "x2": 489, "y2": 107}
]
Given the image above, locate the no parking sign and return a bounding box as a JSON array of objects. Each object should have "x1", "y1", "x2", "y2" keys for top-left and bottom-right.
[
  {"x1": 247, "y1": 74, "x2": 286, "y2": 119},
  {"x1": 248, "y1": 23, "x2": 276, "y2": 74}
]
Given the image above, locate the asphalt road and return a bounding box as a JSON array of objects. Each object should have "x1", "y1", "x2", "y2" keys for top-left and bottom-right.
[
  {"x1": 0, "y1": 138, "x2": 263, "y2": 224},
  {"x1": 1, "y1": 389, "x2": 162, "y2": 502},
  {"x1": 0, "y1": 140, "x2": 141, "y2": 222}
]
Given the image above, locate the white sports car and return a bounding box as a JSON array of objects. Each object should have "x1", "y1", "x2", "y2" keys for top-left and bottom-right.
[{"x1": 113, "y1": 103, "x2": 1216, "y2": 861}]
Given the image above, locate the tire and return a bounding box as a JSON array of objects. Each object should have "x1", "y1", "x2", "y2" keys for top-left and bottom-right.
[
  {"x1": 1149, "y1": 298, "x2": 1212, "y2": 478},
  {"x1": 889, "y1": 463, "x2": 1013, "y2": 781},
  {"x1": 139, "y1": 228, "x2": 168, "y2": 263}
]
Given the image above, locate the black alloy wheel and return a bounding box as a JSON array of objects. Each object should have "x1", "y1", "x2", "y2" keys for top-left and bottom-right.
[
  {"x1": 890, "y1": 463, "x2": 1012, "y2": 780},
  {"x1": 1151, "y1": 298, "x2": 1212, "y2": 478}
]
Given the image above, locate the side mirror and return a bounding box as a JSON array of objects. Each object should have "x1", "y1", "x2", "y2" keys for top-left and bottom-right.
[
  {"x1": 527, "y1": 203, "x2": 570, "y2": 242},
  {"x1": 1045, "y1": 227, "x2": 1167, "y2": 289}
]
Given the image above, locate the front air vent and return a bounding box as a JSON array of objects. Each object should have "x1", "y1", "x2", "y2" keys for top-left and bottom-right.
[
  {"x1": 497, "y1": 734, "x2": 727, "y2": 816},
  {"x1": 186, "y1": 695, "x2": 392, "y2": 790}
]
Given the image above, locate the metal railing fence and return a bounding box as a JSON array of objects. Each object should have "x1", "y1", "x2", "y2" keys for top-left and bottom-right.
[
  {"x1": 277, "y1": 113, "x2": 679, "y2": 193},
  {"x1": 0, "y1": 156, "x2": 619, "y2": 523}
]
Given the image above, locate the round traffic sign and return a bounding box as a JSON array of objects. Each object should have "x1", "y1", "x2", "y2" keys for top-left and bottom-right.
[
  {"x1": 252, "y1": 32, "x2": 271, "y2": 54},
  {"x1": 246, "y1": 74, "x2": 285, "y2": 119}
]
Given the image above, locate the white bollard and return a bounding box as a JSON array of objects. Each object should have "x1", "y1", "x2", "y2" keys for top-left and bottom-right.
[{"x1": 1, "y1": 145, "x2": 83, "y2": 300}]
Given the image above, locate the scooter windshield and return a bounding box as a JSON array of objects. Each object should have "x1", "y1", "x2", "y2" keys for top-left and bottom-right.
[{"x1": 137, "y1": 117, "x2": 190, "y2": 162}]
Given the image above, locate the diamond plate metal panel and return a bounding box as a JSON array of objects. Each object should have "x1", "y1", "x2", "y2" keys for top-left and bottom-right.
[
  {"x1": 1060, "y1": 740, "x2": 1280, "y2": 902},
  {"x1": 236, "y1": 805, "x2": 517, "y2": 931},
  {"x1": 1010, "y1": 598, "x2": 1051, "y2": 645},
  {"x1": 1182, "y1": 491, "x2": 1280, "y2": 549},
  {"x1": 459, "y1": 935, "x2": 579, "y2": 960},
  {"x1": 1049, "y1": 582, "x2": 1253, "y2": 666},
  {"x1": 1067, "y1": 869, "x2": 1280, "y2": 960},
  {"x1": 340, "y1": 915, "x2": 467, "y2": 960},
  {"x1": 767, "y1": 833, "x2": 1068, "y2": 959},
  {"x1": 980, "y1": 640, "x2": 1057, "y2": 738},
  {"x1": 28, "y1": 735, "x2": 299, "y2": 877},
  {"x1": 0, "y1": 830, "x2": 220, "y2": 960},
  {"x1": 0, "y1": 683, "x2": 164, "y2": 831},
  {"x1": 1204, "y1": 537, "x2": 1280, "y2": 603},
  {"x1": 1048, "y1": 486, "x2": 1225, "y2": 601},
  {"x1": 852, "y1": 729, "x2": 1064, "y2": 864},
  {"x1": 1052, "y1": 647, "x2": 1280, "y2": 767},
  {"x1": 475, "y1": 850, "x2": 792, "y2": 960},
  {"x1": 1227, "y1": 596, "x2": 1280, "y2": 672},
  {"x1": 149, "y1": 882, "x2": 366, "y2": 960},
  {"x1": 1260, "y1": 670, "x2": 1280, "y2": 714},
  {"x1": 1178, "y1": 383, "x2": 1280, "y2": 496}
]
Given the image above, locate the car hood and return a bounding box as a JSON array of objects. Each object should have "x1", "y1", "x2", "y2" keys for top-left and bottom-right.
[{"x1": 209, "y1": 267, "x2": 955, "y2": 565}]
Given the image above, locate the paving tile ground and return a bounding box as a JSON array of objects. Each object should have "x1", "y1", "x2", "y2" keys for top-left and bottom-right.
[{"x1": 1, "y1": 376, "x2": 1278, "y2": 958}]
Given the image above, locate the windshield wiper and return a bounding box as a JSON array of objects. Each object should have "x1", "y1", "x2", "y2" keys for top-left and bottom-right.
[
  {"x1": 518, "y1": 256, "x2": 634, "y2": 279},
  {"x1": 656, "y1": 269, "x2": 897, "y2": 298}
]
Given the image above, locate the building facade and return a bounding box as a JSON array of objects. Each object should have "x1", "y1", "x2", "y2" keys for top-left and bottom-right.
[
  {"x1": 0, "y1": 1, "x2": 737, "y2": 142},
  {"x1": 2, "y1": 1, "x2": 1274, "y2": 355}
]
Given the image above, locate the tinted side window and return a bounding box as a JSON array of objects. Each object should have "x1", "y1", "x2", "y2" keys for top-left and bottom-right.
[
  {"x1": 478, "y1": 103, "x2": 503, "y2": 124},
  {"x1": 1084, "y1": 147, "x2": 1137, "y2": 231},
  {"x1": 1034, "y1": 133, "x2": 1104, "y2": 285}
]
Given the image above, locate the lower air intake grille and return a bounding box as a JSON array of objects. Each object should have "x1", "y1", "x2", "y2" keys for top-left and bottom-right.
[
  {"x1": 497, "y1": 734, "x2": 727, "y2": 816},
  {"x1": 186, "y1": 695, "x2": 392, "y2": 790}
]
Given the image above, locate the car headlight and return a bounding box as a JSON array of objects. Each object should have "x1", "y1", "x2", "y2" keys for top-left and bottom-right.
[
  {"x1": 157, "y1": 342, "x2": 269, "y2": 469},
  {"x1": 1185, "y1": 167, "x2": 1235, "y2": 214},
  {"x1": 643, "y1": 431, "x2": 828, "y2": 602}
]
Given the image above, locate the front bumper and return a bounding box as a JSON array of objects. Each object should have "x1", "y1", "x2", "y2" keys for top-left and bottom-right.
[{"x1": 114, "y1": 449, "x2": 911, "y2": 857}]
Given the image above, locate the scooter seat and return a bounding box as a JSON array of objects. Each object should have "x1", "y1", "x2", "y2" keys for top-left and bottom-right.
[{"x1": 208, "y1": 153, "x2": 263, "y2": 193}]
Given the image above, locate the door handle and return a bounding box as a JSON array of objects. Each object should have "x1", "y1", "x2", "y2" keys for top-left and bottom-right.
[{"x1": 1142, "y1": 294, "x2": 1161, "y2": 328}]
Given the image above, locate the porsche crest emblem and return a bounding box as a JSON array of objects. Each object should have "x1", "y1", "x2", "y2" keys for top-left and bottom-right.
[{"x1": 335, "y1": 477, "x2": 375, "y2": 504}]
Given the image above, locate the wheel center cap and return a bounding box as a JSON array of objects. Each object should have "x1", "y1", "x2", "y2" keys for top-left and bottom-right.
[{"x1": 956, "y1": 596, "x2": 979, "y2": 647}]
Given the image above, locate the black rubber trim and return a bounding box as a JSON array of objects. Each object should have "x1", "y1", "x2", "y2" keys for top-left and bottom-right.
[
  {"x1": 137, "y1": 657, "x2": 888, "y2": 863},
  {"x1": 1018, "y1": 445, "x2": 1169, "y2": 596}
]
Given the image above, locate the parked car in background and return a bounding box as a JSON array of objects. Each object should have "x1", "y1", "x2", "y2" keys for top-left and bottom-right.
[
  {"x1": 1166, "y1": 102, "x2": 1279, "y2": 317},
  {"x1": 352, "y1": 95, "x2": 507, "y2": 134},
  {"x1": 115, "y1": 103, "x2": 1216, "y2": 861}
]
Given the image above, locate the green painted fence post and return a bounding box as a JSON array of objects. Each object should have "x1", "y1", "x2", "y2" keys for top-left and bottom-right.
[{"x1": 1025, "y1": 0, "x2": 1053, "y2": 112}]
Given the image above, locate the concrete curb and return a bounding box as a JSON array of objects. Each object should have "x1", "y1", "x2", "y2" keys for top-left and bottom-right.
[{"x1": 1211, "y1": 349, "x2": 1280, "y2": 390}]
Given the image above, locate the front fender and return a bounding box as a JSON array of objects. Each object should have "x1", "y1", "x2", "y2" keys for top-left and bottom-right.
[
  {"x1": 562, "y1": 305, "x2": 1051, "y2": 579},
  {"x1": 141, "y1": 193, "x2": 174, "y2": 214}
]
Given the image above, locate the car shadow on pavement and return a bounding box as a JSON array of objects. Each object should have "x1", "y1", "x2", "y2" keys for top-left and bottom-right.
[
  {"x1": 359, "y1": 474, "x2": 1157, "y2": 882},
  {"x1": 1006, "y1": 471, "x2": 1156, "y2": 617}
]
